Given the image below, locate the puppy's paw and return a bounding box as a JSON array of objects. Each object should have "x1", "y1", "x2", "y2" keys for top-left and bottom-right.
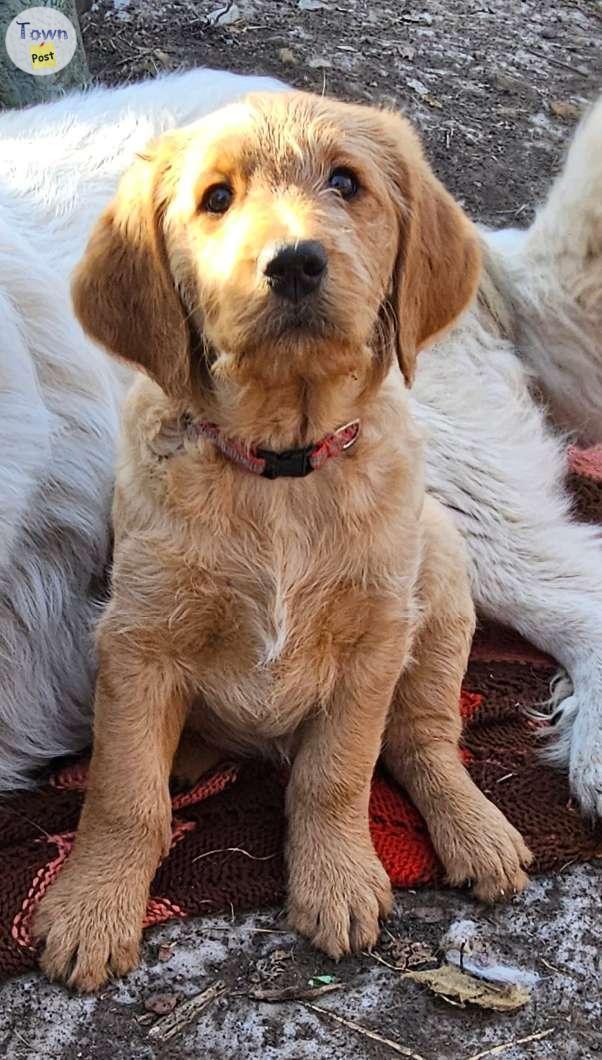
[
  {"x1": 436, "y1": 800, "x2": 532, "y2": 903},
  {"x1": 34, "y1": 874, "x2": 144, "y2": 992},
  {"x1": 288, "y1": 846, "x2": 392, "y2": 959}
]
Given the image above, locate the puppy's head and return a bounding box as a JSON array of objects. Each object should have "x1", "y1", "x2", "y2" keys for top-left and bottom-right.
[{"x1": 73, "y1": 92, "x2": 480, "y2": 398}]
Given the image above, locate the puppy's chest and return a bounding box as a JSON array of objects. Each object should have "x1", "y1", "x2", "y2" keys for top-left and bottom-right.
[
  {"x1": 184, "y1": 539, "x2": 367, "y2": 742},
  {"x1": 253, "y1": 567, "x2": 292, "y2": 668},
  {"x1": 226, "y1": 560, "x2": 301, "y2": 670}
]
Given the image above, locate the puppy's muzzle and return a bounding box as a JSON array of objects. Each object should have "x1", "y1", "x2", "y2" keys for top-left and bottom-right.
[{"x1": 262, "y1": 240, "x2": 327, "y2": 303}]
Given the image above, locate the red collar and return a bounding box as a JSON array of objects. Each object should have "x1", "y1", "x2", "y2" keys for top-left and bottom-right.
[{"x1": 187, "y1": 418, "x2": 360, "y2": 479}]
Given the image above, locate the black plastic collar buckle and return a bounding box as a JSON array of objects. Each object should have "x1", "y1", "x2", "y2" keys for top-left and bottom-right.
[{"x1": 257, "y1": 443, "x2": 315, "y2": 479}]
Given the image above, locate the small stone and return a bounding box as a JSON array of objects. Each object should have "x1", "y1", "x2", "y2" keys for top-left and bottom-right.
[
  {"x1": 406, "y1": 79, "x2": 442, "y2": 107},
  {"x1": 398, "y1": 43, "x2": 416, "y2": 61},
  {"x1": 403, "y1": 11, "x2": 433, "y2": 25},
  {"x1": 309, "y1": 56, "x2": 332, "y2": 69},
  {"x1": 157, "y1": 943, "x2": 175, "y2": 962},
  {"x1": 153, "y1": 49, "x2": 172, "y2": 67},
  {"x1": 491, "y1": 71, "x2": 538, "y2": 103},
  {"x1": 409, "y1": 905, "x2": 447, "y2": 923},
  {"x1": 493, "y1": 72, "x2": 519, "y2": 94},
  {"x1": 298, "y1": 0, "x2": 326, "y2": 10},
  {"x1": 407, "y1": 77, "x2": 429, "y2": 97},
  {"x1": 143, "y1": 992, "x2": 180, "y2": 1015},
  {"x1": 550, "y1": 100, "x2": 579, "y2": 121}
]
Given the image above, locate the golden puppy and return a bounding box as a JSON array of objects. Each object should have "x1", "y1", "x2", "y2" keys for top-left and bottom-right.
[{"x1": 35, "y1": 92, "x2": 532, "y2": 991}]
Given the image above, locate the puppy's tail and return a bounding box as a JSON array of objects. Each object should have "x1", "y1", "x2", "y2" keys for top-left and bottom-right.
[{"x1": 507, "y1": 97, "x2": 602, "y2": 442}]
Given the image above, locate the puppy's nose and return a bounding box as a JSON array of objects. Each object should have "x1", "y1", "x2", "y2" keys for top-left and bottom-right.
[{"x1": 262, "y1": 240, "x2": 327, "y2": 302}]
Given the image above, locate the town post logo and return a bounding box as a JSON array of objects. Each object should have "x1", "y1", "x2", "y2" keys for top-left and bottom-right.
[{"x1": 5, "y1": 6, "x2": 77, "y2": 75}]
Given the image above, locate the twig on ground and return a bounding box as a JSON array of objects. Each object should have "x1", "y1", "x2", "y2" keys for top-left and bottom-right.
[
  {"x1": 252, "y1": 927, "x2": 292, "y2": 934},
  {"x1": 305, "y1": 1003, "x2": 427, "y2": 1059},
  {"x1": 367, "y1": 948, "x2": 439, "y2": 976},
  {"x1": 522, "y1": 46, "x2": 589, "y2": 75},
  {"x1": 200, "y1": 924, "x2": 290, "y2": 933},
  {"x1": 13, "y1": 1030, "x2": 35, "y2": 1050},
  {"x1": 465, "y1": 1027, "x2": 555, "y2": 1060},
  {"x1": 367, "y1": 950, "x2": 403, "y2": 971},
  {"x1": 246, "y1": 982, "x2": 342, "y2": 1003},
  {"x1": 540, "y1": 957, "x2": 568, "y2": 976},
  {"x1": 147, "y1": 980, "x2": 227, "y2": 1043}
]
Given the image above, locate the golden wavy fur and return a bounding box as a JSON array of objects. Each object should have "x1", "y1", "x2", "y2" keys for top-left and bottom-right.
[{"x1": 35, "y1": 92, "x2": 531, "y2": 991}]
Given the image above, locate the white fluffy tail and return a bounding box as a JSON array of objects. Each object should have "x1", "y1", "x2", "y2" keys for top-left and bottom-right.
[
  {"x1": 493, "y1": 97, "x2": 602, "y2": 443},
  {"x1": 528, "y1": 96, "x2": 602, "y2": 272}
]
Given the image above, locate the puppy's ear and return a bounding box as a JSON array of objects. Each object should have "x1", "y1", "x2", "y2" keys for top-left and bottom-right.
[
  {"x1": 71, "y1": 141, "x2": 191, "y2": 397},
  {"x1": 379, "y1": 113, "x2": 481, "y2": 386}
]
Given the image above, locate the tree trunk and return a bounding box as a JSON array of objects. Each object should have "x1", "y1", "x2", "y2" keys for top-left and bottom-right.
[{"x1": 0, "y1": 0, "x2": 89, "y2": 109}]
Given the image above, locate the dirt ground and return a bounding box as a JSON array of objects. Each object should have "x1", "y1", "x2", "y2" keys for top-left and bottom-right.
[
  {"x1": 83, "y1": 0, "x2": 602, "y2": 226},
  {"x1": 0, "y1": 1, "x2": 601, "y2": 1058},
  {"x1": 1, "y1": 866, "x2": 601, "y2": 1059}
]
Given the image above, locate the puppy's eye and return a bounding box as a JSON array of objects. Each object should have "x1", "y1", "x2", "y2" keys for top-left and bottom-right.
[
  {"x1": 201, "y1": 184, "x2": 234, "y2": 214},
  {"x1": 327, "y1": 167, "x2": 359, "y2": 200}
]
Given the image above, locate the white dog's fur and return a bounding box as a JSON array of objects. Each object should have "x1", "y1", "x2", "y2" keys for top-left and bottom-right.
[{"x1": 0, "y1": 69, "x2": 601, "y2": 814}]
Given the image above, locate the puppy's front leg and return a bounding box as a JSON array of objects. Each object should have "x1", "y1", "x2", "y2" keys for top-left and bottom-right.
[
  {"x1": 34, "y1": 634, "x2": 188, "y2": 992},
  {"x1": 286, "y1": 611, "x2": 408, "y2": 958},
  {"x1": 383, "y1": 498, "x2": 533, "y2": 901}
]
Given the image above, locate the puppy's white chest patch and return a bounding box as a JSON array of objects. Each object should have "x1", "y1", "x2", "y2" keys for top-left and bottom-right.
[{"x1": 258, "y1": 575, "x2": 289, "y2": 666}]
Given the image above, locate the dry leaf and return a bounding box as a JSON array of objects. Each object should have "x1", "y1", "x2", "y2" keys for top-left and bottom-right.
[
  {"x1": 279, "y1": 47, "x2": 296, "y2": 64},
  {"x1": 405, "y1": 964, "x2": 530, "y2": 1011}
]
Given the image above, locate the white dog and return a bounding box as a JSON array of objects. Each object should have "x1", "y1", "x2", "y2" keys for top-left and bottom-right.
[{"x1": 0, "y1": 69, "x2": 600, "y2": 817}]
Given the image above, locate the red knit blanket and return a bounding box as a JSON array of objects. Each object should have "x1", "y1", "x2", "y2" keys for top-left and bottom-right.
[{"x1": 1, "y1": 449, "x2": 601, "y2": 983}]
